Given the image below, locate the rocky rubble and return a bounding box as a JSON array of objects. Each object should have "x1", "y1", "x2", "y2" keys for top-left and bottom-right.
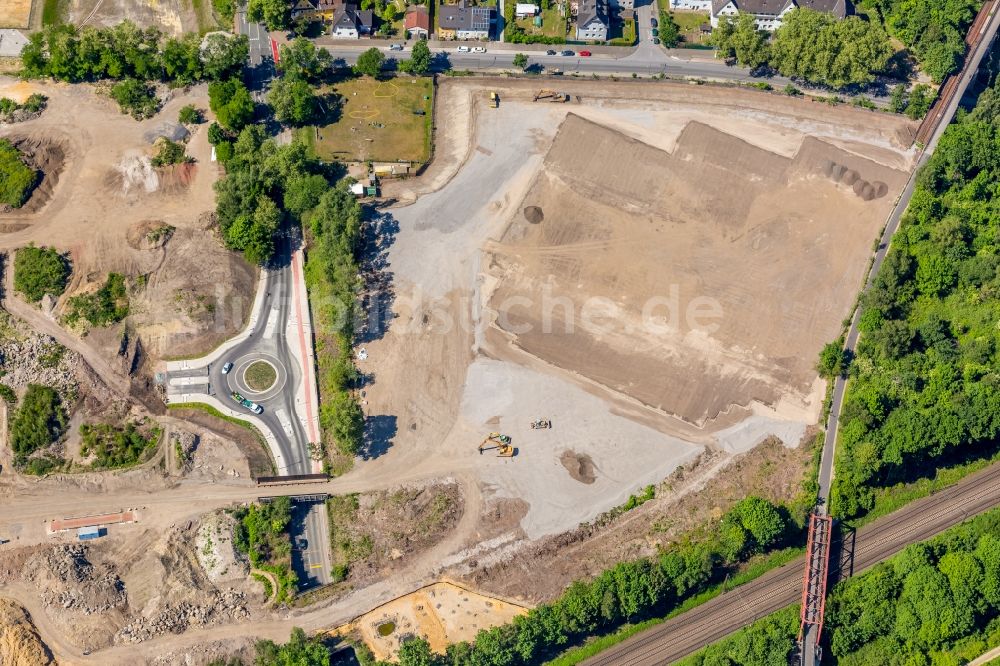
[
  {"x1": 0, "y1": 315, "x2": 80, "y2": 398},
  {"x1": 24, "y1": 545, "x2": 127, "y2": 615},
  {"x1": 115, "y1": 589, "x2": 250, "y2": 644}
]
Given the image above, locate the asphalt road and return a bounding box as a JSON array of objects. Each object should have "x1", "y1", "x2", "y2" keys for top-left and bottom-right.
[{"x1": 582, "y1": 461, "x2": 1000, "y2": 666}]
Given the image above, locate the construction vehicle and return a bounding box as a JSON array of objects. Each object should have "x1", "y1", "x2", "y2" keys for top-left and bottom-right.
[
  {"x1": 231, "y1": 390, "x2": 264, "y2": 415},
  {"x1": 479, "y1": 432, "x2": 515, "y2": 457},
  {"x1": 489, "y1": 91, "x2": 499, "y2": 108},
  {"x1": 530, "y1": 419, "x2": 551, "y2": 429},
  {"x1": 533, "y1": 90, "x2": 568, "y2": 102}
]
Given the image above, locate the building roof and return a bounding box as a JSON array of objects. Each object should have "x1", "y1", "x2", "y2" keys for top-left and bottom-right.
[
  {"x1": 0, "y1": 30, "x2": 28, "y2": 57},
  {"x1": 405, "y1": 5, "x2": 431, "y2": 30},
  {"x1": 516, "y1": 2, "x2": 539, "y2": 12},
  {"x1": 332, "y1": 4, "x2": 373, "y2": 30},
  {"x1": 439, "y1": 0, "x2": 493, "y2": 32},
  {"x1": 711, "y1": 0, "x2": 846, "y2": 18},
  {"x1": 577, "y1": 0, "x2": 608, "y2": 28}
]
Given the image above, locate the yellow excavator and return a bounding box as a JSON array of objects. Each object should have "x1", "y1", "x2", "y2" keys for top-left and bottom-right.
[{"x1": 479, "y1": 432, "x2": 515, "y2": 457}]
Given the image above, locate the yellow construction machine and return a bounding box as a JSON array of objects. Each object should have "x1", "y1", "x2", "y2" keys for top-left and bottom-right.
[{"x1": 478, "y1": 432, "x2": 515, "y2": 457}]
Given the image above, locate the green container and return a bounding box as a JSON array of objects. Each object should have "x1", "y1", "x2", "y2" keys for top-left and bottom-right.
[{"x1": 533, "y1": 15, "x2": 542, "y2": 26}]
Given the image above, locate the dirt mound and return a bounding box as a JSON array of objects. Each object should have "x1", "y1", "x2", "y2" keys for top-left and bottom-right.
[
  {"x1": 0, "y1": 598, "x2": 55, "y2": 666},
  {"x1": 0, "y1": 137, "x2": 67, "y2": 216},
  {"x1": 126, "y1": 219, "x2": 174, "y2": 250},
  {"x1": 107, "y1": 152, "x2": 159, "y2": 196},
  {"x1": 560, "y1": 450, "x2": 597, "y2": 484}
]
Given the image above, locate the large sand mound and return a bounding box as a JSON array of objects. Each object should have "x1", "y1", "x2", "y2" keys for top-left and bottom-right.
[
  {"x1": 486, "y1": 114, "x2": 907, "y2": 426},
  {"x1": 0, "y1": 599, "x2": 55, "y2": 666}
]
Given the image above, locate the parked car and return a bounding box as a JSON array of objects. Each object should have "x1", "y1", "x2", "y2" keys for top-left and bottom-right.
[
  {"x1": 456, "y1": 45, "x2": 471, "y2": 52},
  {"x1": 546, "y1": 49, "x2": 557, "y2": 55},
  {"x1": 388, "y1": 43, "x2": 403, "y2": 51},
  {"x1": 295, "y1": 536, "x2": 308, "y2": 551},
  {"x1": 579, "y1": 50, "x2": 591, "y2": 57},
  {"x1": 222, "y1": 362, "x2": 233, "y2": 374},
  {"x1": 650, "y1": 17, "x2": 658, "y2": 27},
  {"x1": 472, "y1": 46, "x2": 487, "y2": 53},
  {"x1": 560, "y1": 50, "x2": 574, "y2": 56},
  {"x1": 653, "y1": 37, "x2": 661, "y2": 44},
  {"x1": 652, "y1": 28, "x2": 659, "y2": 36}
]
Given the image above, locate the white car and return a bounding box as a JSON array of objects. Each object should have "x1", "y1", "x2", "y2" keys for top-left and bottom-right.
[
  {"x1": 388, "y1": 43, "x2": 403, "y2": 51},
  {"x1": 472, "y1": 46, "x2": 487, "y2": 53},
  {"x1": 456, "y1": 45, "x2": 471, "y2": 52}
]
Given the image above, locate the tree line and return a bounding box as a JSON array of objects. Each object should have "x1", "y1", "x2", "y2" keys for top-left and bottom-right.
[
  {"x1": 713, "y1": 2, "x2": 983, "y2": 93},
  {"x1": 680, "y1": 506, "x2": 1000, "y2": 665},
  {"x1": 829, "y1": 70, "x2": 1000, "y2": 518}
]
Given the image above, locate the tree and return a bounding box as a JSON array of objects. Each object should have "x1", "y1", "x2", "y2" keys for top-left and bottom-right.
[
  {"x1": 711, "y1": 13, "x2": 770, "y2": 70},
  {"x1": 247, "y1": 0, "x2": 290, "y2": 30},
  {"x1": 110, "y1": 78, "x2": 159, "y2": 119},
  {"x1": 513, "y1": 52, "x2": 529, "y2": 70},
  {"x1": 407, "y1": 40, "x2": 433, "y2": 75},
  {"x1": 889, "y1": 83, "x2": 908, "y2": 113},
  {"x1": 907, "y1": 83, "x2": 933, "y2": 120},
  {"x1": 354, "y1": 47, "x2": 385, "y2": 78},
  {"x1": 200, "y1": 33, "x2": 249, "y2": 81},
  {"x1": 178, "y1": 104, "x2": 203, "y2": 124},
  {"x1": 268, "y1": 78, "x2": 318, "y2": 126},
  {"x1": 729, "y1": 497, "x2": 786, "y2": 551},
  {"x1": 208, "y1": 78, "x2": 254, "y2": 131},
  {"x1": 770, "y1": 9, "x2": 893, "y2": 88},
  {"x1": 253, "y1": 628, "x2": 329, "y2": 666},
  {"x1": 818, "y1": 338, "x2": 849, "y2": 378},
  {"x1": 278, "y1": 37, "x2": 332, "y2": 82},
  {"x1": 659, "y1": 12, "x2": 681, "y2": 48},
  {"x1": 326, "y1": 390, "x2": 364, "y2": 455},
  {"x1": 14, "y1": 244, "x2": 70, "y2": 302},
  {"x1": 398, "y1": 638, "x2": 443, "y2": 666}
]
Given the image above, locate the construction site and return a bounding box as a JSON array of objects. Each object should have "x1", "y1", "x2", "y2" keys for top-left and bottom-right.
[{"x1": 0, "y1": 72, "x2": 922, "y2": 664}]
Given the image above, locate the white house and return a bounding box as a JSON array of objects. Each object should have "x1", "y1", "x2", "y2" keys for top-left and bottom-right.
[
  {"x1": 576, "y1": 0, "x2": 608, "y2": 40},
  {"x1": 331, "y1": 4, "x2": 373, "y2": 38},
  {"x1": 515, "y1": 2, "x2": 539, "y2": 17},
  {"x1": 710, "y1": 0, "x2": 848, "y2": 30}
]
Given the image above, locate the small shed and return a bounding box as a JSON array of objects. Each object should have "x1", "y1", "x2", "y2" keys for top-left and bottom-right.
[
  {"x1": 515, "y1": 3, "x2": 539, "y2": 17},
  {"x1": 77, "y1": 526, "x2": 103, "y2": 541}
]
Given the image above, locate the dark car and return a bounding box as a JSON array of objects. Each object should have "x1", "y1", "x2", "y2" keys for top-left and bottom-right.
[
  {"x1": 653, "y1": 37, "x2": 661, "y2": 44},
  {"x1": 560, "y1": 50, "x2": 574, "y2": 56},
  {"x1": 546, "y1": 49, "x2": 557, "y2": 55},
  {"x1": 295, "y1": 536, "x2": 308, "y2": 551},
  {"x1": 651, "y1": 17, "x2": 658, "y2": 27}
]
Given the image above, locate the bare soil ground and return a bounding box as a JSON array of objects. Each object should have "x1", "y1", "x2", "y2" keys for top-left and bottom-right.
[
  {"x1": 0, "y1": 0, "x2": 31, "y2": 29},
  {"x1": 66, "y1": 0, "x2": 219, "y2": 36},
  {"x1": 0, "y1": 597, "x2": 54, "y2": 666},
  {"x1": 0, "y1": 77, "x2": 253, "y2": 361},
  {"x1": 333, "y1": 581, "x2": 528, "y2": 661}
]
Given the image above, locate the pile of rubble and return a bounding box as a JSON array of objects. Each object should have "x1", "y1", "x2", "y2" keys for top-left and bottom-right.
[
  {"x1": 24, "y1": 545, "x2": 127, "y2": 615},
  {"x1": 115, "y1": 589, "x2": 250, "y2": 644}
]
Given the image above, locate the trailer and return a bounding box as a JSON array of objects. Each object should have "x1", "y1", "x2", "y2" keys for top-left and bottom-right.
[{"x1": 77, "y1": 526, "x2": 104, "y2": 541}]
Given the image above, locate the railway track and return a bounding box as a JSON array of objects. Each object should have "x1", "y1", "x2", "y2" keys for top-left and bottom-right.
[{"x1": 583, "y1": 461, "x2": 1000, "y2": 666}]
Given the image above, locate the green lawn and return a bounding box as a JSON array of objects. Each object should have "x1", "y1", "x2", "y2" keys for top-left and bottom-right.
[
  {"x1": 670, "y1": 10, "x2": 710, "y2": 45},
  {"x1": 514, "y1": 6, "x2": 566, "y2": 38},
  {"x1": 41, "y1": 0, "x2": 67, "y2": 25},
  {"x1": 300, "y1": 76, "x2": 433, "y2": 164}
]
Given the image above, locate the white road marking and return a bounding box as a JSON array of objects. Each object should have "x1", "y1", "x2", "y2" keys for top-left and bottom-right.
[
  {"x1": 263, "y1": 307, "x2": 280, "y2": 340},
  {"x1": 275, "y1": 408, "x2": 295, "y2": 438},
  {"x1": 168, "y1": 375, "x2": 209, "y2": 386}
]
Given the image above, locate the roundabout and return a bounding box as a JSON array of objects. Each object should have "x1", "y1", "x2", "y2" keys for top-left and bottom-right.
[{"x1": 227, "y1": 352, "x2": 288, "y2": 403}]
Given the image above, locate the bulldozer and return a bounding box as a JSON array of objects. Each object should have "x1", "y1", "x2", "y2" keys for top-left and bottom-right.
[
  {"x1": 489, "y1": 91, "x2": 499, "y2": 108},
  {"x1": 479, "y1": 432, "x2": 515, "y2": 457}
]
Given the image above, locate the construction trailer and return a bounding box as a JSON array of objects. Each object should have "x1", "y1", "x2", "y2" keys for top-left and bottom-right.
[{"x1": 77, "y1": 526, "x2": 104, "y2": 541}]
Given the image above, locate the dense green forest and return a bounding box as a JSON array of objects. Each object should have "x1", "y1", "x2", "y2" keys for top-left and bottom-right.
[
  {"x1": 713, "y1": 1, "x2": 983, "y2": 90},
  {"x1": 343, "y1": 497, "x2": 798, "y2": 666},
  {"x1": 830, "y1": 70, "x2": 1000, "y2": 519},
  {"x1": 678, "y1": 508, "x2": 1000, "y2": 666}
]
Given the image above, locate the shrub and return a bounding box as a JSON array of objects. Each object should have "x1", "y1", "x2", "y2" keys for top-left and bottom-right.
[
  {"x1": 0, "y1": 383, "x2": 16, "y2": 405},
  {"x1": 0, "y1": 139, "x2": 38, "y2": 209},
  {"x1": 178, "y1": 104, "x2": 203, "y2": 124},
  {"x1": 79, "y1": 421, "x2": 160, "y2": 469},
  {"x1": 14, "y1": 244, "x2": 70, "y2": 302},
  {"x1": 65, "y1": 273, "x2": 129, "y2": 327},
  {"x1": 110, "y1": 79, "x2": 159, "y2": 119},
  {"x1": 151, "y1": 139, "x2": 191, "y2": 167},
  {"x1": 10, "y1": 384, "x2": 66, "y2": 464}
]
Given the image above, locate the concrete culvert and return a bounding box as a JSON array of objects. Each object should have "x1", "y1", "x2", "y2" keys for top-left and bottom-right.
[
  {"x1": 822, "y1": 160, "x2": 836, "y2": 177},
  {"x1": 853, "y1": 179, "x2": 868, "y2": 196},
  {"x1": 524, "y1": 206, "x2": 544, "y2": 224},
  {"x1": 862, "y1": 184, "x2": 875, "y2": 201},
  {"x1": 842, "y1": 170, "x2": 859, "y2": 185},
  {"x1": 831, "y1": 164, "x2": 846, "y2": 181},
  {"x1": 874, "y1": 181, "x2": 889, "y2": 198}
]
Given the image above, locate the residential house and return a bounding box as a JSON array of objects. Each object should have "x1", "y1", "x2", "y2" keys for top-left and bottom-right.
[
  {"x1": 291, "y1": 0, "x2": 341, "y2": 21},
  {"x1": 404, "y1": 5, "x2": 432, "y2": 37},
  {"x1": 438, "y1": 0, "x2": 494, "y2": 40},
  {"x1": 576, "y1": 0, "x2": 608, "y2": 40},
  {"x1": 331, "y1": 3, "x2": 374, "y2": 38},
  {"x1": 515, "y1": 2, "x2": 539, "y2": 17},
  {"x1": 710, "y1": 0, "x2": 848, "y2": 30}
]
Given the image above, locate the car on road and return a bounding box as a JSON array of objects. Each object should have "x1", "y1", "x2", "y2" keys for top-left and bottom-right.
[
  {"x1": 650, "y1": 17, "x2": 658, "y2": 27},
  {"x1": 456, "y1": 45, "x2": 471, "y2": 52},
  {"x1": 295, "y1": 536, "x2": 308, "y2": 550},
  {"x1": 546, "y1": 49, "x2": 557, "y2": 55},
  {"x1": 230, "y1": 391, "x2": 264, "y2": 415},
  {"x1": 221, "y1": 361, "x2": 233, "y2": 374},
  {"x1": 560, "y1": 50, "x2": 574, "y2": 56},
  {"x1": 579, "y1": 50, "x2": 591, "y2": 57},
  {"x1": 472, "y1": 46, "x2": 487, "y2": 53},
  {"x1": 388, "y1": 43, "x2": 403, "y2": 51}
]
